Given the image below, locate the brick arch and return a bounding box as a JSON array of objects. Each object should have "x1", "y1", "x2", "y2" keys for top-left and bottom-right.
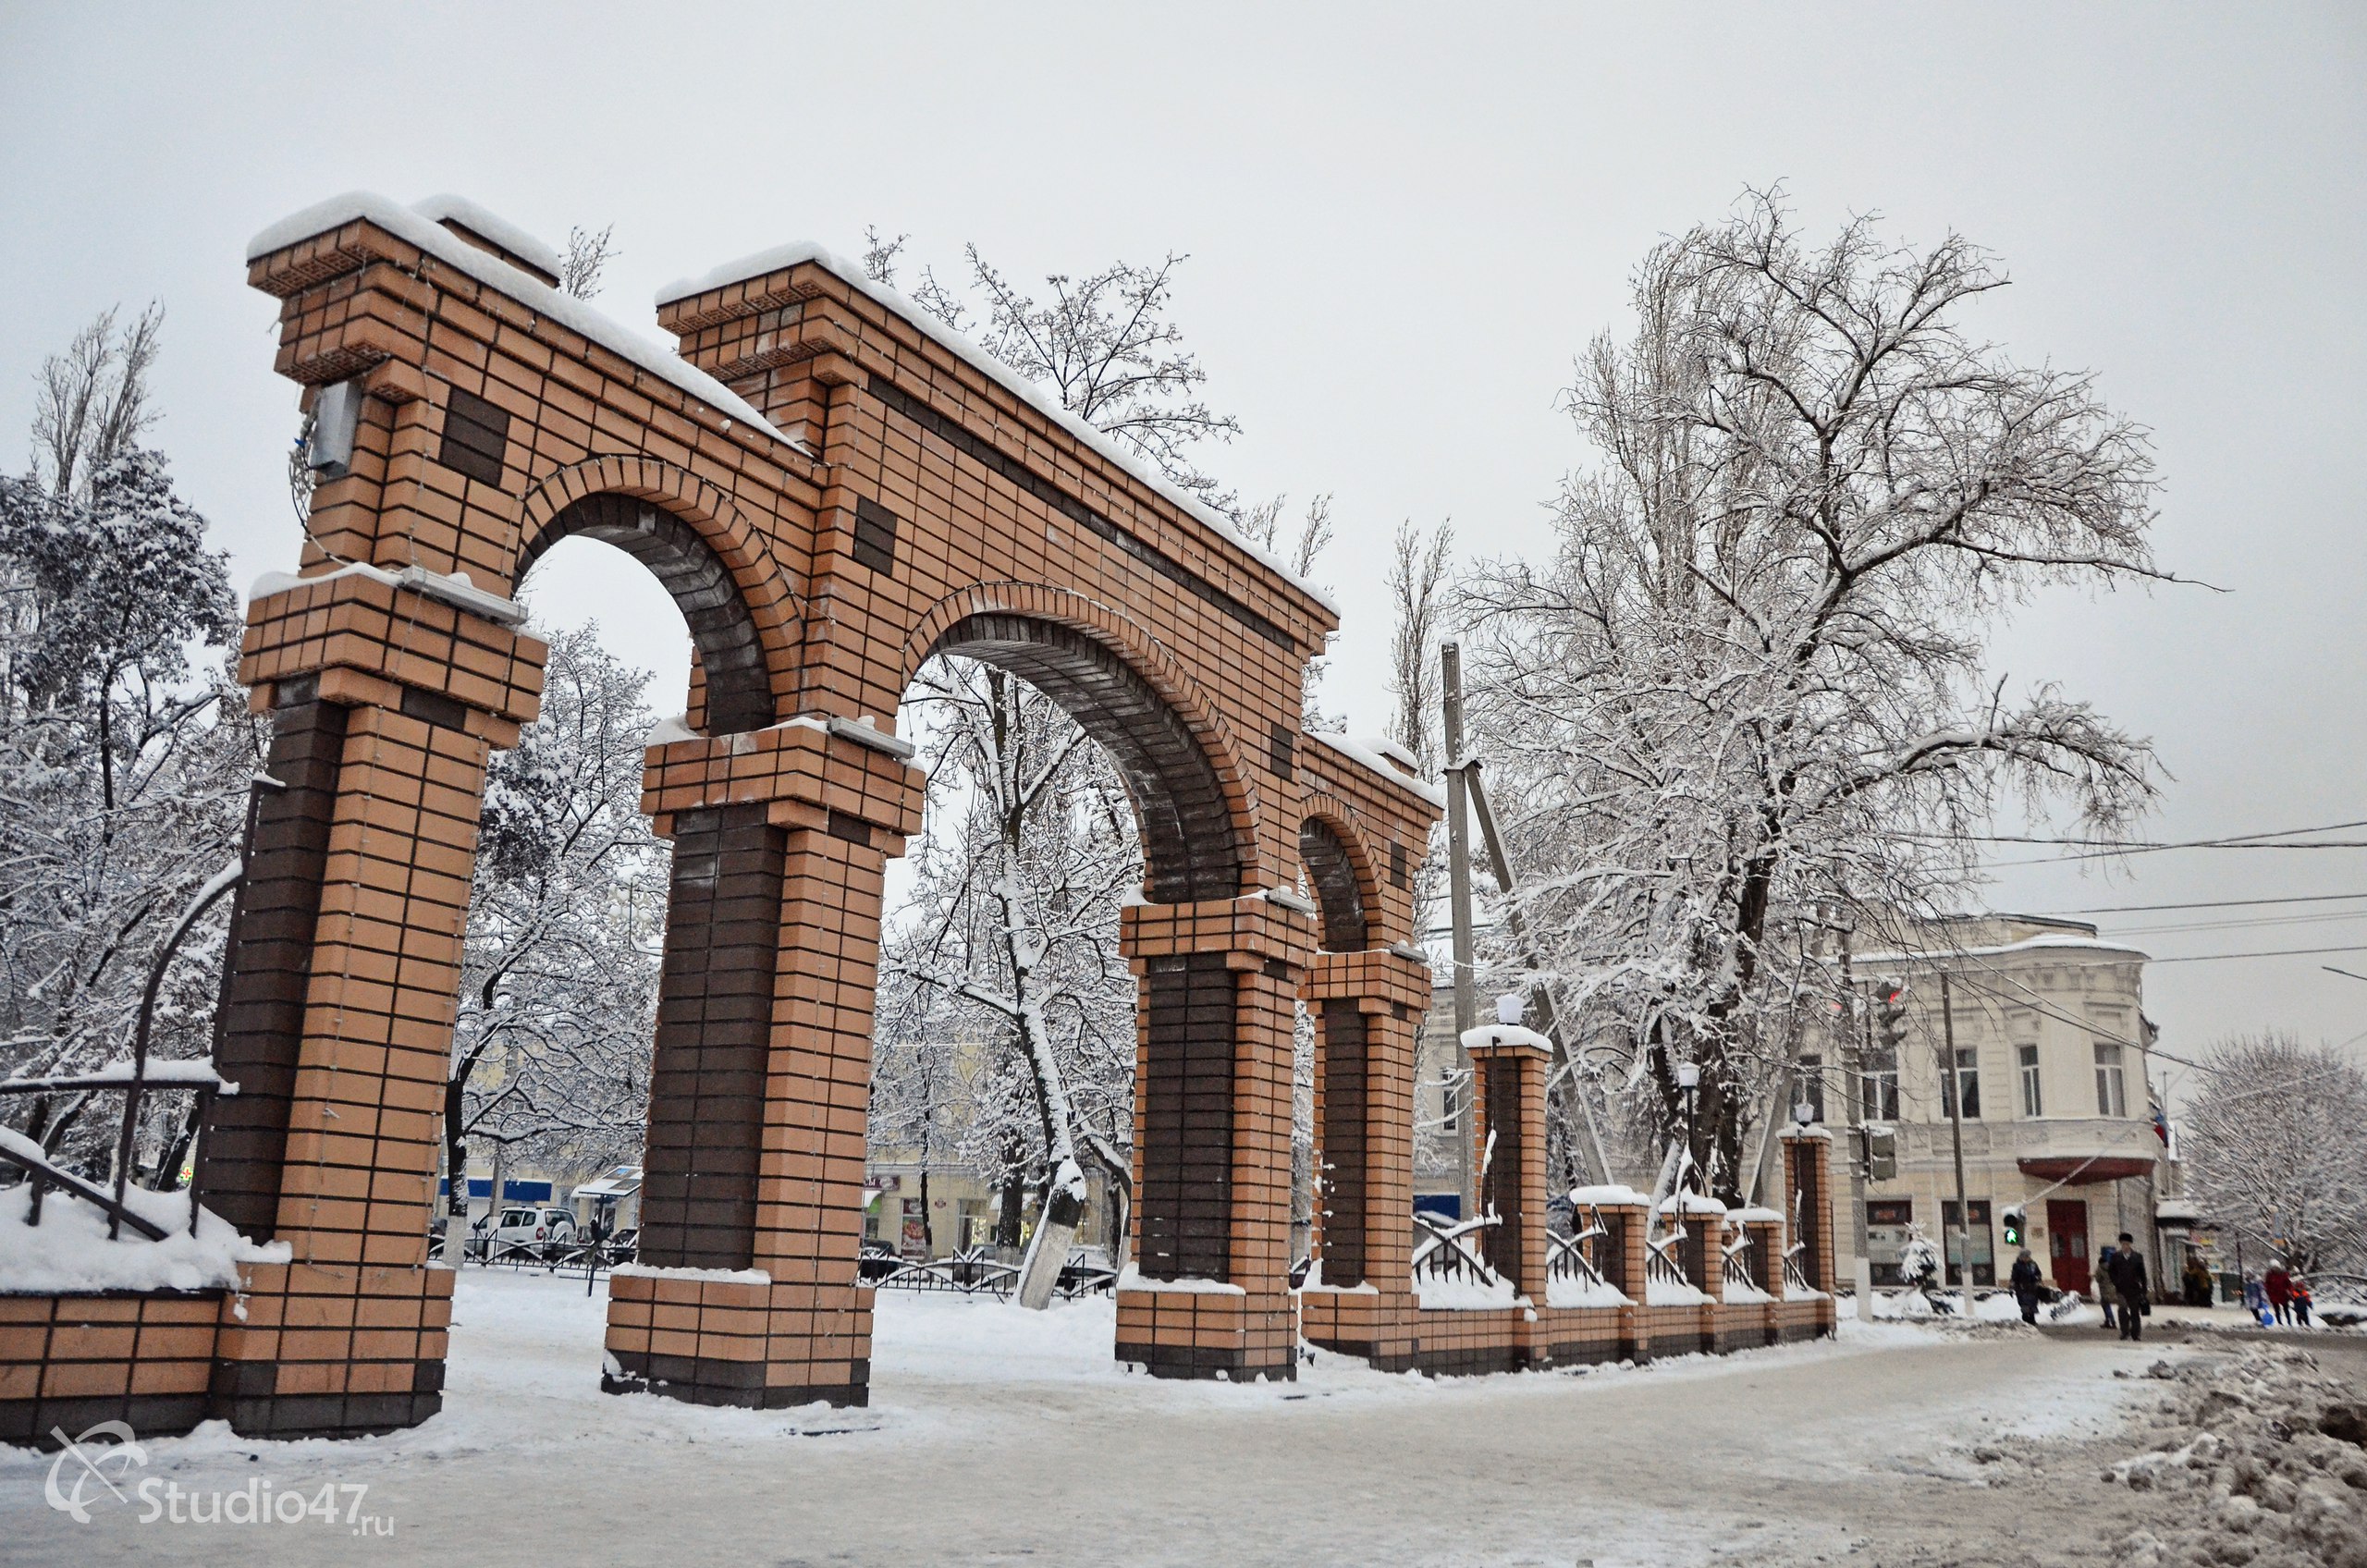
[
  {"x1": 901, "y1": 583, "x2": 1260, "y2": 904},
  {"x1": 513, "y1": 458, "x2": 800, "y2": 735},
  {"x1": 1297, "y1": 798, "x2": 1382, "y2": 953}
]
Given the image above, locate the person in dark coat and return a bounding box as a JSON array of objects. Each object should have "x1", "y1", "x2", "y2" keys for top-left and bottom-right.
[
  {"x1": 2011, "y1": 1248, "x2": 2044, "y2": 1325},
  {"x1": 2106, "y1": 1232, "x2": 2150, "y2": 1341},
  {"x1": 2097, "y1": 1243, "x2": 2119, "y2": 1329}
]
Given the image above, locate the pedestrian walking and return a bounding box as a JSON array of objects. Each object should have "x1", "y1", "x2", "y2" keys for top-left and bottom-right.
[
  {"x1": 2097, "y1": 1243, "x2": 2120, "y2": 1329},
  {"x1": 2106, "y1": 1233, "x2": 2150, "y2": 1342},
  {"x1": 2293, "y1": 1277, "x2": 2313, "y2": 1329},
  {"x1": 2010, "y1": 1248, "x2": 2044, "y2": 1325},
  {"x1": 2182, "y1": 1253, "x2": 2213, "y2": 1308},
  {"x1": 2243, "y1": 1272, "x2": 2270, "y2": 1325},
  {"x1": 2265, "y1": 1264, "x2": 2294, "y2": 1326}
]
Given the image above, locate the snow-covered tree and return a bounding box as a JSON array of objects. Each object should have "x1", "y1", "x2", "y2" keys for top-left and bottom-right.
[
  {"x1": 442, "y1": 626, "x2": 667, "y2": 1237},
  {"x1": 1456, "y1": 192, "x2": 2164, "y2": 1198},
  {"x1": 0, "y1": 309, "x2": 254, "y2": 1178},
  {"x1": 863, "y1": 231, "x2": 1241, "y2": 512},
  {"x1": 877, "y1": 660, "x2": 1142, "y2": 1263},
  {"x1": 2184, "y1": 1033, "x2": 2367, "y2": 1276}
]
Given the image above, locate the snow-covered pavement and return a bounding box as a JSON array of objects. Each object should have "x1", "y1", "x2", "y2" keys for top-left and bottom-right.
[{"x1": 0, "y1": 1269, "x2": 2216, "y2": 1566}]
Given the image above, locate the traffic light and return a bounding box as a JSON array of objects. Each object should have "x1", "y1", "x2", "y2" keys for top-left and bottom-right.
[
  {"x1": 1872, "y1": 982, "x2": 1909, "y2": 1052},
  {"x1": 2000, "y1": 1207, "x2": 2026, "y2": 1248},
  {"x1": 1864, "y1": 1125, "x2": 1897, "y2": 1182}
]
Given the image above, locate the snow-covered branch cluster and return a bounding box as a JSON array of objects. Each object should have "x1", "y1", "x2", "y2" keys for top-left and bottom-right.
[
  {"x1": 874, "y1": 658, "x2": 1141, "y2": 1254},
  {"x1": 446, "y1": 627, "x2": 668, "y2": 1194},
  {"x1": 1455, "y1": 191, "x2": 2164, "y2": 1194},
  {"x1": 0, "y1": 308, "x2": 256, "y2": 1182},
  {"x1": 2183, "y1": 1033, "x2": 2367, "y2": 1275}
]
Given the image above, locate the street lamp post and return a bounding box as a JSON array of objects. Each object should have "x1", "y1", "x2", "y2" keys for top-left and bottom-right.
[{"x1": 1676, "y1": 1060, "x2": 1701, "y2": 1193}]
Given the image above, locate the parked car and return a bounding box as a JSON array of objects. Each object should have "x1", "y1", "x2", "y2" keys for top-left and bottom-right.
[
  {"x1": 859, "y1": 1241, "x2": 907, "y2": 1280},
  {"x1": 485, "y1": 1205, "x2": 576, "y2": 1260}
]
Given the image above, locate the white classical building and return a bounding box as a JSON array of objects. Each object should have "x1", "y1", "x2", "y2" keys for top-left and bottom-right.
[{"x1": 1828, "y1": 914, "x2": 2166, "y2": 1294}]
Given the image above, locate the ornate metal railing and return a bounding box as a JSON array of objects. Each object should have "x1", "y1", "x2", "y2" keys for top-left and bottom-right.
[
  {"x1": 1723, "y1": 1230, "x2": 1760, "y2": 1294},
  {"x1": 1, "y1": 846, "x2": 247, "y2": 1245},
  {"x1": 1647, "y1": 1227, "x2": 1689, "y2": 1292},
  {"x1": 869, "y1": 1245, "x2": 1116, "y2": 1300},
  {"x1": 1411, "y1": 1208, "x2": 1509, "y2": 1290},
  {"x1": 1547, "y1": 1215, "x2": 1611, "y2": 1292}
]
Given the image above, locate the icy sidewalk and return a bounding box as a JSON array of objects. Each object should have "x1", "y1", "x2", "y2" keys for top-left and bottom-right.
[{"x1": 2, "y1": 1268, "x2": 2174, "y2": 1568}]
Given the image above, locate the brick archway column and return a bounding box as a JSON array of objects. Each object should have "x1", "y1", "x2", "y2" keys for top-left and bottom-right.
[
  {"x1": 1115, "y1": 894, "x2": 1313, "y2": 1380},
  {"x1": 1298, "y1": 947, "x2": 1429, "y2": 1373},
  {"x1": 202, "y1": 569, "x2": 546, "y2": 1439},
  {"x1": 602, "y1": 719, "x2": 921, "y2": 1411}
]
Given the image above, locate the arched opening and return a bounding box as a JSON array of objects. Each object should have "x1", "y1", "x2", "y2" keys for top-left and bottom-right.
[
  {"x1": 435, "y1": 493, "x2": 783, "y2": 1285},
  {"x1": 865, "y1": 608, "x2": 1255, "y2": 1364},
  {"x1": 927, "y1": 613, "x2": 1241, "y2": 902},
  {"x1": 1297, "y1": 815, "x2": 1380, "y2": 1287},
  {"x1": 519, "y1": 493, "x2": 779, "y2": 736}
]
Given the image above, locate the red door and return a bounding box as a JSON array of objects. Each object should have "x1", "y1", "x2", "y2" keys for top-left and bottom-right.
[{"x1": 2048, "y1": 1199, "x2": 2091, "y2": 1295}]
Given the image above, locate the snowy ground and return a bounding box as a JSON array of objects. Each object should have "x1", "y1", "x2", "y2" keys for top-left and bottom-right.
[{"x1": 6, "y1": 1268, "x2": 2349, "y2": 1567}]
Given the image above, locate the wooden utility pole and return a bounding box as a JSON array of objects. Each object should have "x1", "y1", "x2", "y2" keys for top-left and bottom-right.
[
  {"x1": 1940, "y1": 972, "x2": 1974, "y2": 1291},
  {"x1": 1441, "y1": 641, "x2": 1477, "y2": 1217}
]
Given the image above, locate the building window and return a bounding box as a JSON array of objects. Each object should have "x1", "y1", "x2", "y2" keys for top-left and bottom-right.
[
  {"x1": 1863, "y1": 1048, "x2": 1900, "y2": 1121},
  {"x1": 1942, "y1": 1198, "x2": 1995, "y2": 1286},
  {"x1": 1866, "y1": 1198, "x2": 1913, "y2": 1286},
  {"x1": 1793, "y1": 1055, "x2": 1825, "y2": 1122},
  {"x1": 1940, "y1": 1047, "x2": 1981, "y2": 1120},
  {"x1": 2018, "y1": 1043, "x2": 2042, "y2": 1118},
  {"x1": 2094, "y1": 1041, "x2": 2128, "y2": 1117}
]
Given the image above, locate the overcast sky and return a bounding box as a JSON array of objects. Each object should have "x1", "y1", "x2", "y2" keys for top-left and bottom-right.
[{"x1": 4, "y1": 4, "x2": 2362, "y2": 1083}]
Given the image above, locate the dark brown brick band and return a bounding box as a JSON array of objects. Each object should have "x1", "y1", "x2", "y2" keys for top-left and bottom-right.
[
  {"x1": 1318, "y1": 999, "x2": 1368, "y2": 1286},
  {"x1": 639, "y1": 804, "x2": 784, "y2": 1271},
  {"x1": 1135, "y1": 952, "x2": 1237, "y2": 1281},
  {"x1": 195, "y1": 696, "x2": 348, "y2": 1240},
  {"x1": 601, "y1": 1348, "x2": 866, "y2": 1411}
]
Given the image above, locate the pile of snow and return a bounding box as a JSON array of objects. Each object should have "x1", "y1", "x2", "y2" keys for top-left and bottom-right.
[
  {"x1": 2103, "y1": 1346, "x2": 2367, "y2": 1567},
  {"x1": 0, "y1": 1171, "x2": 285, "y2": 1293},
  {"x1": 1546, "y1": 1276, "x2": 1631, "y2": 1309},
  {"x1": 1416, "y1": 1276, "x2": 1522, "y2": 1311}
]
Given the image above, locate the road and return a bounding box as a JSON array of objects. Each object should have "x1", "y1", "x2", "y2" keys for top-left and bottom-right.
[{"x1": 7, "y1": 1270, "x2": 2355, "y2": 1567}]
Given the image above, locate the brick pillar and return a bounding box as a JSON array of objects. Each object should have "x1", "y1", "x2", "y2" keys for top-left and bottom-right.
[
  {"x1": 1687, "y1": 1202, "x2": 1726, "y2": 1303},
  {"x1": 1578, "y1": 1193, "x2": 1649, "y2": 1360},
  {"x1": 1299, "y1": 948, "x2": 1427, "y2": 1372},
  {"x1": 1782, "y1": 1130, "x2": 1837, "y2": 1295},
  {"x1": 206, "y1": 570, "x2": 545, "y2": 1439},
  {"x1": 1781, "y1": 1128, "x2": 1839, "y2": 1339},
  {"x1": 1464, "y1": 1027, "x2": 1551, "y2": 1304},
  {"x1": 604, "y1": 720, "x2": 920, "y2": 1411},
  {"x1": 1736, "y1": 1208, "x2": 1785, "y2": 1347},
  {"x1": 1115, "y1": 895, "x2": 1312, "y2": 1380}
]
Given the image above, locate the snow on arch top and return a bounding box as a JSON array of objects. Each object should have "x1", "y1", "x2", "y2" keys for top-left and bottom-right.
[
  {"x1": 410, "y1": 193, "x2": 564, "y2": 286},
  {"x1": 655, "y1": 240, "x2": 1341, "y2": 617},
  {"x1": 245, "y1": 192, "x2": 790, "y2": 447}
]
